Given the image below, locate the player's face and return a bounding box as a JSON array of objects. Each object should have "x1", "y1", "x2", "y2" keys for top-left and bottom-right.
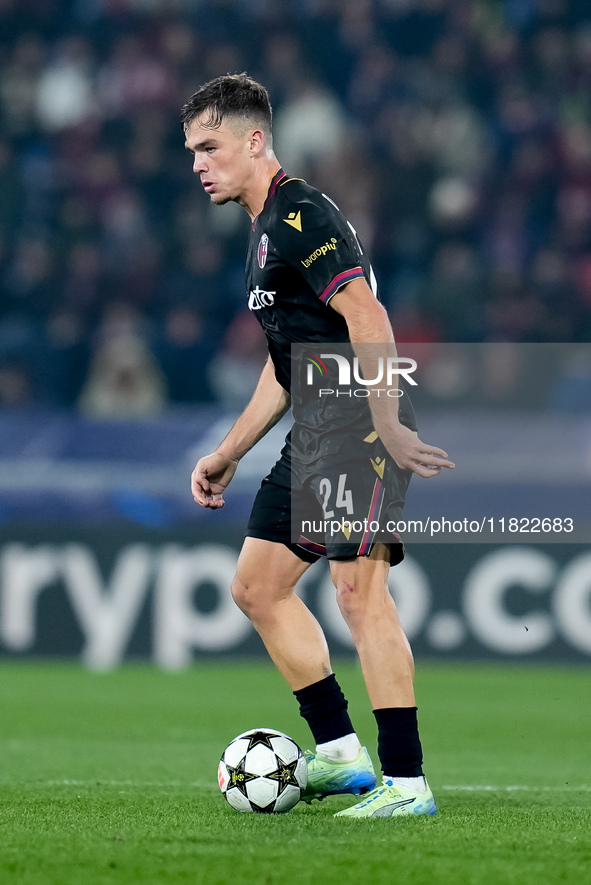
[{"x1": 184, "y1": 115, "x2": 255, "y2": 206}]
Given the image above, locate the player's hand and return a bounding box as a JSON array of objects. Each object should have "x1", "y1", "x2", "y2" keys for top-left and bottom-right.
[
  {"x1": 379, "y1": 423, "x2": 455, "y2": 479},
  {"x1": 191, "y1": 452, "x2": 239, "y2": 508}
]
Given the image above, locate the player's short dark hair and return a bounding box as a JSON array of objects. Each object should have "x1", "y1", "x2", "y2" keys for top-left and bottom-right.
[{"x1": 180, "y1": 74, "x2": 273, "y2": 139}]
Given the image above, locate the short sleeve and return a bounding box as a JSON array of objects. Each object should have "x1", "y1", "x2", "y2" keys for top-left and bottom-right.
[{"x1": 273, "y1": 192, "x2": 366, "y2": 305}]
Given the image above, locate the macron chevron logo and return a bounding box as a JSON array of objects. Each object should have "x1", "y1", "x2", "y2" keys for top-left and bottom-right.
[{"x1": 284, "y1": 210, "x2": 302, "y2": 232}]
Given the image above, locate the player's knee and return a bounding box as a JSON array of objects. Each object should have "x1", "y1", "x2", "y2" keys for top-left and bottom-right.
[
  {"x1": 335, "y1": 579, "x2": 393, "y2": 629},
  {"x1": 231, "y1": 574, "x2": 255, "y2": 617},
  {"x1": 231, "y1": 574, "x2": 275, "y2": 620},
  {"x1": 335, "y1": 580, "x2": 365, "y2": 625}
]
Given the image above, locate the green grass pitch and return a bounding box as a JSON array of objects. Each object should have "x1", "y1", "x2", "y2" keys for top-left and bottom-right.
[{"x1": 0, "y1": 660, "x2": 589, "y2": 885}]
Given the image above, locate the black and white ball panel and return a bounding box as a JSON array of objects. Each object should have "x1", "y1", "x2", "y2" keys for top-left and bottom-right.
[{"x1": 218, "y1": 728, "x2": 307, "y2": 814}]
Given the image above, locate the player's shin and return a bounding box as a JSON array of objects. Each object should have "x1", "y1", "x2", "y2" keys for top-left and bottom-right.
[
  {"x1": 374, "y1": 705, "x2": 425, "y2": 786},
  {"x1": 294, "y1": 673, "x2": 359, "y2": 759}
]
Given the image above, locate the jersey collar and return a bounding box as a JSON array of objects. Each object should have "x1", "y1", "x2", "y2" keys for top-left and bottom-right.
[
  {"x1": 267, "y1": 167, "x2": 287, "y2": 201},
  {"x1": 252, "y1": 167, "x2": 287, "y2": 229}
]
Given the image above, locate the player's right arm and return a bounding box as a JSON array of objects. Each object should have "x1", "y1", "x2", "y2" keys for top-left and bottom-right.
[{"x1": 191, "y1": 356, "x2": 290, "y2": 508}]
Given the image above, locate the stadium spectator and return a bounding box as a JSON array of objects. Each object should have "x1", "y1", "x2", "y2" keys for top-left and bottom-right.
[
  {"x1": 208, "y1": 310, "x2": 268, "y2": 410},
  {"x1": 154, "y1": 305, "x2": 215, "y2": 404},
  {"x1": 78, "y1": 334, "x2": 166, "y2": 418}
]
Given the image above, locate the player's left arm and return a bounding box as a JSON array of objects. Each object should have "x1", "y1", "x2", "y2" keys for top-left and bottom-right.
[{"x1": 330, "y1": 277, "x2": 455, "y2": 479}]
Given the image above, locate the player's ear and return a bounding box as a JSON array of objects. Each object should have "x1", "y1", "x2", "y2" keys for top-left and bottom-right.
[{"x1": 248, "y1": 129, "x2": 265, "y2": 157}]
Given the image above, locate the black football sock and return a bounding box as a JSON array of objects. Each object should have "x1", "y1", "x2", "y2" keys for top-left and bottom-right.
[
  {"x1": 294, "y1": 674, "x2": 355, "y2": 744},
  {"x1": 373, "y1": 706, "x2": 424, "y2": 778}
]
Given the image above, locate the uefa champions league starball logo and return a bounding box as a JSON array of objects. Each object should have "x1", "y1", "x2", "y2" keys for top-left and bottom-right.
[{"x1": 258, "y1": 233, "x2": 269, "y2": 268}]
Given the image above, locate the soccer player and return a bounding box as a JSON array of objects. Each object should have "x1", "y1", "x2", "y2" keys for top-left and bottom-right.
[{"x1": 183, "y1": 75, "x2": 454, "y2": 818}]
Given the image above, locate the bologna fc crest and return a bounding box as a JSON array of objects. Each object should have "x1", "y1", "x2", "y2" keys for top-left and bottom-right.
[{"x1": 258, "y1": 233, "x2": 269, "y2": 269}]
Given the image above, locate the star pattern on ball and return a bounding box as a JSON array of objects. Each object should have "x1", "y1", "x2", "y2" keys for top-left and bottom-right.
[
  {"x1": 245, "y1": 730, "x2": 280, "y2": 751},
  {"x1": 267, "y1": 756, "x2": 301, "y2": 795},
  {"x1": 226, "y1": 757, "x2": 258, "y2": 798}
]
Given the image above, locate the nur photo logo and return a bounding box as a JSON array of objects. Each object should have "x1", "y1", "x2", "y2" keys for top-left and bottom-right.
[{"x1": 304, "y1": 351, "x2": 417, "y2": 397}]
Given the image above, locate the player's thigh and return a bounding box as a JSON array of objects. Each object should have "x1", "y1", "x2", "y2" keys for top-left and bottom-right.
[{"x1": 233, "y1": 537, "x2": 312, "y2": 609}]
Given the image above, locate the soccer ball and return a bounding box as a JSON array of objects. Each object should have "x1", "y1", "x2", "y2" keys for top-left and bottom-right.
[{"x1": 218, "y1": 728, "x2": 308, "y2": 813}]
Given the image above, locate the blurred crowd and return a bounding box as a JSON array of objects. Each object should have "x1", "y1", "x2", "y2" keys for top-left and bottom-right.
[{"x1": 0, "y1": 0, "x2": 590, "y2": 414}]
